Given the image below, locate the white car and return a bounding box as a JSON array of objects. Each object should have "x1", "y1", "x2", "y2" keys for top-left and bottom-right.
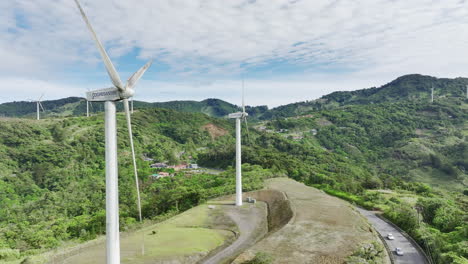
[
  {"x1": 387, "y1": 233, "x2": 395, "y2": 240},
  {"x1": 395, "y1": 247, "x2": 404, "y2": 256}
]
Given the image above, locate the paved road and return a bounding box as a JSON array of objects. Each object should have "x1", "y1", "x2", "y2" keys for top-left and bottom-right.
[
  {"x1": 357, "y1": 208, "x2": 427, "y2": 264},
  {"x1": 202, "y1": 203, "x2": 267, "y2": 264}
]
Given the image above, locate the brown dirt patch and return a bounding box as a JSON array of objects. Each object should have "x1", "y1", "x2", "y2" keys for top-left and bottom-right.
[
  {"x1": 202, "y1": 123, "x2": 228, "y2": 139},
  {"x1": 233, "y1": 178, "x2": 386, "y2": 264}
]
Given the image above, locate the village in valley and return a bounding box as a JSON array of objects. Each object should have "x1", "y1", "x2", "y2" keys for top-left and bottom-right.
[
  {"x1": 147, "y1": 160, "x2": 201, "y2": 179},
  {"x1": 143, "y1": 148, "x2": 221, "y2": 180}
]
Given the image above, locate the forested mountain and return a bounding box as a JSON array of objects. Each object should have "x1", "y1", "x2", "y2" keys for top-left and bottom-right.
[
  {"x1": 0, "y1": 108, "x2": 274, "y2": 258},
  {"x1": 0, "y1": 75, "x2": 467, "y2": 263},
  {"x1": 260, "y1": 74, "x2": 468, "y2": 119},
  {"x1": 0, "y1": 97, "x2": 84, "y2": 118},
  {"x1": 323, "y1": 74, "x2": 468, "y2": 104},
  {"x1": 0, "y1": 97, "x2": 269, "y2": 119},
  {"x1": 3, "y1": 74, "x2": 466, "y2": 121}
]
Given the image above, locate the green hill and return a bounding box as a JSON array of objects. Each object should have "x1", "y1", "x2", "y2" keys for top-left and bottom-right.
[
  {"x1": 0, "y1": 97, "x2": 269, "y2": 119},
  {"x1": 259, "y1": 74, "x2": 468, "y2": 120},
  {"x1": 323, "y1": 74, "x2": 468, "y2": 104},
  {"x1": 0, "y1": 75, "x2": 467, "y2": 263},
  {"x1": 0, "y1": 108, "x2": 276, "y2": 258},
  {"x1": 2, "y1": 74, "x2": 466, "y2": 121}
]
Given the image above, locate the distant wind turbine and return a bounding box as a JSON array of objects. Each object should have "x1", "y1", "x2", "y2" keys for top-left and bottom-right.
[
  {"x1": 74, "y1": 0, "x2": 152, "y2": 263},
  {"x1": 228, "y1": 80, "x2": 249, "y2": 206},
  {"x1": 85, "y1": 89, "x2": 92, "y2": 117},
  {"x1": 35, "y1": 94, "x2": 45, "y2": 120}
]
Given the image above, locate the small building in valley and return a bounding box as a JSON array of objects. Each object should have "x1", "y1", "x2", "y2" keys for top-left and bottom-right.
[{"x1": 150, "y1": 162, "x2": 167, "y2": 168}]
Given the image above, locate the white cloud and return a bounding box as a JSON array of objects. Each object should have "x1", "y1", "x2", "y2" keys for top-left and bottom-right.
[
  {"x1": 0, "y1": 77, "x2": 84, "y2": 103},
  {"x1": 1, "y1": 0, "x2": 468, "y2": 106}
]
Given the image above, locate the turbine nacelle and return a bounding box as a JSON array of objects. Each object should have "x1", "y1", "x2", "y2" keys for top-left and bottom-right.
[
  {"x1": 228, "y1": 112, "x2": 247, "y2": 119},
  {"x1": 120, "y1": 87, "x2": 135, "y2": 99}
]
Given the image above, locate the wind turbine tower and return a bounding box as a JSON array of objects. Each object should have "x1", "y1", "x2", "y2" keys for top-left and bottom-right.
[
  {"x1": 228, "y1": 80, "x2": 249, "y2": 206},
  {"x1": 74, "y1": 0, "x2": 152, "y2": 263},
  {"x1": 36, "y1": 94, "x2": 45, "y2": 120},
  {"x1": 86, "y1": 98, "x2": 90, "y2": 117}
]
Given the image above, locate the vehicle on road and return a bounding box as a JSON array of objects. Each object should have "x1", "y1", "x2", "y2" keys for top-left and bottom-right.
[
  {"x1": 387, "y1": 233, "x2": 395, "y2": 240},
  {"x1": 395, "y1": 247, "x2": 404, "y2": 256}
]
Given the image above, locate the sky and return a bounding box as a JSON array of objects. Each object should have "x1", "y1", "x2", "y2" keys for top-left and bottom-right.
[{"x1": 1, "y1": 0, "x2": 468, "y2": 108}]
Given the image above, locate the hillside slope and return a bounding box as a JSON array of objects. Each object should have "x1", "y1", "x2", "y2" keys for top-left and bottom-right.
[
  {"x1": 2, "y1": 74, "x2": 466, "y2": 120},
  {"x1": 261, "y1": 74, "x2": 468, "y2": 119},
  {"x1": 234, "y1": 178, "x2": 390, "y2": 264},
  {"x1": 0, "y1": 75, "x2": 467, "y2": 263},
  {"x1": 0, "y1": 97, "x2": 269, "y2": 119}
]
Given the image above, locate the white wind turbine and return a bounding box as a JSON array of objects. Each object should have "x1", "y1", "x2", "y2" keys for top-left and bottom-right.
[
  {"x1": 74, "y1": 0, "x2": 152, "y2": 263},
  {"x1": 228, "y1": 80, "x2": 249, "y2": 206},
  {"x1": 35, "y1": 94, "x2": 45, "y2": 120},
  {"x1": 85, "y1": 90, "x2": 92, "y2": 117}
]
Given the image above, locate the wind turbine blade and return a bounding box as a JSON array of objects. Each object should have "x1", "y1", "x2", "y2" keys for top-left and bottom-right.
[
  {"x1": 242, "y1": 79, "x2": 245, "y2": 113},
  {"x1": 123, "y1": 99, "x2": 143, "y2": 223},
  {"x1": 126, "y1": 60, "x2": 153, "y2": 90},
  {"x1": 74, "y1": 0, "x2": 124, "y2": 91},
  {"x1": 39, "y1": 102, "x2": 45, "y2": 112},
  {"x1": 38, "y1": 93, "x2": 44, "y2": 101},
  {"x1": 243, "y1": 117, "x2": 251, "y2": 145}
]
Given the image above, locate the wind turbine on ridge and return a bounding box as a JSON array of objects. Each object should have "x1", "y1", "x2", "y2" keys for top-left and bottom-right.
[
  {"x1": 35, "y1": 94, "x2": 45, "y2": 120},
  {"x1": 228, "y1": 80, "x2": 249, "y2": 206},
  {"x1": 85, "y1": 89, "x2": 93, "y2": 117},
  {"x1": 74, "y1": 0, "x2": 152, "y2": 263}
]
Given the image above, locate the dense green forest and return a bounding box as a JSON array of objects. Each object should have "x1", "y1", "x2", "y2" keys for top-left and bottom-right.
[
  {"x1": 246, "y1": 98, "x2": 467, "y2": 263},
  {"x1": 0, "y1": 97, "x2": 269, "y2": 120},
  {"x1": 0, "y1": 108, "x2": 275, "y2": 261},
  {"x1": 0, "y1": 74, "x2": 467, "y2": 263},
  {"x1": 5, "y1": 74, "x2": 466, "y2": 121},
  {"x1": 257, "y1": 74, "x2": 468, "y2": 120}
]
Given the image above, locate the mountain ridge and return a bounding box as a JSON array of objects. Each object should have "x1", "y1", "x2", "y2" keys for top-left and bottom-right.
[{"x1": 1, "y1": 74, "x2": 467, "y2": 120}]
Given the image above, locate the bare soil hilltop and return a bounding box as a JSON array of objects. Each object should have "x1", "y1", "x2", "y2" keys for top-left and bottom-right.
[{"x1": 234, "y1": 178, "x2": 390, "y2": 264}]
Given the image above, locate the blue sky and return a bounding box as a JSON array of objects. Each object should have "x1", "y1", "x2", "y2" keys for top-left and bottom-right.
[{"x1": 1, "y1": 0, "x2": 468, "y2": 107}]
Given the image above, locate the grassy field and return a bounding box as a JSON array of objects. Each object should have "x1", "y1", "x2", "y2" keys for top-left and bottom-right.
[{"x1": 14, "y1": 204, "x2": 235, "y2": 264}]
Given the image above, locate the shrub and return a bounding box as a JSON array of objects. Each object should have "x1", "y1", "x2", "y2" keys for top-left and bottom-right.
[
  {"x1": 346, "y1": 242, "x2": 384, "y2": 264},
  {"x1": 0, "y1": 248, "x2": 20, "y2": 260},
  {"x1": 243, "y1": 252, "x2": 274, "y2": 264}
]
